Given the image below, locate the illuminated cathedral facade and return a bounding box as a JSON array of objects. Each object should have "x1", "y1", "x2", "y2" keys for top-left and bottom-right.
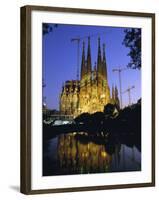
[{"x1": 60, "y1": 37, "x2": 119, "y2": 116}]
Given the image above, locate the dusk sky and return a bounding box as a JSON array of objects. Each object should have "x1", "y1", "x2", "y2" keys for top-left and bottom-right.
[{"x1": 43, "y1": 24, "x2": 141, "y2": 110}]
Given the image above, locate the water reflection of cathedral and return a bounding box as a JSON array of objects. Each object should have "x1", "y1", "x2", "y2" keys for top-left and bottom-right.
[
  {"x1": 60, "y1": 37, "x2": 120, "y2": 116},
  {"x1": 56, "y1": 134, "x2": 140, "y2": 175},
  {"x1": 57, "y1": 134, "x2": 113, "y2": 174}
]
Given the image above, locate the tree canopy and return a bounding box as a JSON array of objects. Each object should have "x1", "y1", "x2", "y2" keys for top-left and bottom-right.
[
  {"x1": 43, "y1": 23, "x2": 58, "y2": 35},
  {"x1": 122, "y1": 28, "x2": 141, "y2": 69}
]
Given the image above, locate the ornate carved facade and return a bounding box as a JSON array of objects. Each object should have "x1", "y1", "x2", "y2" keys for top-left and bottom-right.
[{"x1": 60, "y1": 37, "x2": 119, "y2": 116}]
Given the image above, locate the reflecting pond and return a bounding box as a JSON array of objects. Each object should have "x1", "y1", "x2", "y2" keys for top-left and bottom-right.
[{"x1": 43, "y1": 132, "x2": 141, "y2": 176}]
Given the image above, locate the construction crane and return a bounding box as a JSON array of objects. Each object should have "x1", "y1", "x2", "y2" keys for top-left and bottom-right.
[
  {"x1": 123, "y1": 85, "x2": 135, "y2": 106},
  {"x1": 112, "y1": 67, "x2": 127, "y2": 109},
  {"x1": 71, "y1": 31, "x2": 111, "y2": 81}
]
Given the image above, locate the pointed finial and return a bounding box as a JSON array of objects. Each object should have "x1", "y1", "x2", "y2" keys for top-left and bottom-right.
[
  {"x1": 83, "y1": 41, "x2": 85, "y2": 50},
  {"x1": 82, "y1": 41, "x2": 85, "y2": 57},
  {"x1": 87, "y1": 36, "x2": 91, "y2": 52},
  {"x1": 115, "y1": 85, "x2": 118, "y2": 96},
  {"x1": 98, "y1": 37, "x2": 101, "y2": 55}
]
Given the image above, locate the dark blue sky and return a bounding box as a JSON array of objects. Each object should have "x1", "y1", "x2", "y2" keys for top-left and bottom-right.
[{"x1": 43, "y1": 24, "x2": 141, "y2": 110}]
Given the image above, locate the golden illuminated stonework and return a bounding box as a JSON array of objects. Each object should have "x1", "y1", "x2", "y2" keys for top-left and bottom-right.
[{"x1": 60, "y1": 37, "x2": 120, "y2": 116}]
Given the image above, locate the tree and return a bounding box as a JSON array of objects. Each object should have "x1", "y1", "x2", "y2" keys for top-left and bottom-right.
[
  {"x1": 122, "y1": 28, "x2": 141, "y2": 69},
  {"x1": 91, "y1": 112, "x2": 105, "y2": 125},
  {"x1": 43, "y1": 23, "x2": 58, "y2": 35},
  {"x1": 74, "y1": 112, "x2": 91, "y2": 124},
  {"x1": 104, "y1": 103, "x2": 116, "y2": 117}
]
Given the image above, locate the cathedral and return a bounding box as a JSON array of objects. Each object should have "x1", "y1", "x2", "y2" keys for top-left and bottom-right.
[{"x1": 60, "y1": 37, "x2": 119, "y2": 117}]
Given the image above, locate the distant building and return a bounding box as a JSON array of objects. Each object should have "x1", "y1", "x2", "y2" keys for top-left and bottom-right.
[{"x1": 60, "y1": 37, "x2": 119, "y2": 116}]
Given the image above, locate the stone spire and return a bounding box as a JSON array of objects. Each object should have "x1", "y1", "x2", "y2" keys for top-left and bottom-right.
[
  {"x1": 86, "y1": 36, "x2": 92, "y2": 74},
  {"x1": 97, "y1": 37, "x2": 103, "y2": 75},
  {"x1": 115, "y1": 85, "x2": 119, "y2": 99},
  {"x1": 102, "y1": 43, "x2": 108, "y2": 80},
  {"x1": 80, "y1": 41, "x2": 86, "y2": 79},
  {"x1": 112, "y1": 85, "x2": 115, "y2": 100},
  {"x1": 115, "y1": 85, "x2": 120, "y2": 108}
]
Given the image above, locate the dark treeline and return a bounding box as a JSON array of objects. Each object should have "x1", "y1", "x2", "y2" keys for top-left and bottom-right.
[
  {"x1": 43, "y1": 99, "x2": 141, "y2": 146},
  {"x1": 74, "y1": 99, "x2": 141, "y2": 135},
  {"x1": 74, "y1": 99, "x2": 141, "y2": 151}
]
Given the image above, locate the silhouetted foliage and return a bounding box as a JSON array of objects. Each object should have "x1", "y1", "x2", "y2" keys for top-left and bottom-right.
[
  {"x1": 103, "y1": 103, "x2": 119, "y2": 118},
  {"x1": 116, "y1": 100, "x2": 141, "y2": 133},
  {"x1": 43, "y1": 23, "x2": 58, "y2": 35},
  {"x1": 104, "y1": 103, "x2": 114, "y2": 115},
  {"x1": 91, "y1": 112, "x2": 105, "y2": 123},
  {"x1": 74, "y1": 112, "x2": 91, "y2": 124},
  {"x1": 122, "y1": 28, "x2": 141, "y2": 69}
]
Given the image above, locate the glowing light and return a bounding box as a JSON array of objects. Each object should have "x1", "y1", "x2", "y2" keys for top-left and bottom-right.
[{"x1": 101, "y1": 151, "x2": 107, "y2": 157}]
